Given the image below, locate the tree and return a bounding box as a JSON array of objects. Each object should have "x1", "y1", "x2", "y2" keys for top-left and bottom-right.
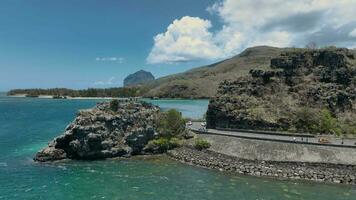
[
  {"x1": 319, "y1": 109, "x2": 341, "y2": 136},
  {"x1": 110, "y1": 99, "x2": 119, "y2": 112},
  {"x1": 157, "y1": 109, "x2": 185, "y2": 137}
]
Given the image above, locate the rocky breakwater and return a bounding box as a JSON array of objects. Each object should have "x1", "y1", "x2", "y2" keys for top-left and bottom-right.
[
  {"x1": 207, "y1": 48, "x2": 356, "y2": 132},
  {"x1": 34, "y1": 101, "x2": 160, "y2": 162},
  {"x1": 168, "y1": 147, "x2": 356, "y2": 185}
]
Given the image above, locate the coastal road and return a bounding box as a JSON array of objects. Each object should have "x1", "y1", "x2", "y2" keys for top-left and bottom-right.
[{"x1": 188, "y1": 122, "x2": 356, "y2": 147}]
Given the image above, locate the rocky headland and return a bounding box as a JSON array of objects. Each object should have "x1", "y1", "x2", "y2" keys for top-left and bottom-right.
[
  {"x1": 207, "y1": 48, "x2": 356, "y2": 134},
  {"x1": 34, "y1": 101, "x2": 160, "y2": 162}
]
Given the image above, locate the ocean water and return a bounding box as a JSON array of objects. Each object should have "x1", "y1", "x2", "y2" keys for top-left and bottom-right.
[
  {"x1": 0, "y1": 94, "x2": 355, "y2": 200},
  {"x1": 144, "y1": 98, "x2": 209, "y2": 119}
]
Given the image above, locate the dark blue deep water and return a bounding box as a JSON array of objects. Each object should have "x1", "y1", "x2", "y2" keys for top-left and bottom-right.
[{"x1": 0, "y1": 94, "x2": 355, "y2": 199}]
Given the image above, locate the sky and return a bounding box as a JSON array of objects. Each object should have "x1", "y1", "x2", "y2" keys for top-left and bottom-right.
[{"x1": 1, "y1": 0, "x2": 356, "y2": 91}]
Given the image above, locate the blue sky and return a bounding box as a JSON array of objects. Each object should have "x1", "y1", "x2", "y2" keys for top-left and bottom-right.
[
  {"x1": 0, "y1": 0, "x2": 217, "y2": 91},
  {"x1": 1, "y1": 0, "x2": 356, "y2": 91}
]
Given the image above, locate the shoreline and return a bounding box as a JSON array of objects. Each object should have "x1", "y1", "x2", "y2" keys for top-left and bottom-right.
[
  {"x1": 7, "y1": 95, "x2": 130, "y2": 100},
  {"x1": 167, "y1": 146, "x2": 356, "y2": 185},
  {"x1": 6, "y1": 94, "x2": 209, "y2": 100}
]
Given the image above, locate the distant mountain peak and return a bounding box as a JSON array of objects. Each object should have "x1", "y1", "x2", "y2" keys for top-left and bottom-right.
[{"x1": 123, "y1": 70, "x2": 155, "y2": 87}]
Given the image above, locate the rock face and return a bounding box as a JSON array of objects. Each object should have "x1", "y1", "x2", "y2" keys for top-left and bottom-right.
[
  {"x1": 207, "y1": 48, "x2": 356, "y2": 131},
  {"x1": 123, "y1": 70, "x2": 155, "y2": 87},
  {"x1": 34, "y1": 101, "x2": 160, "y2": 162}
]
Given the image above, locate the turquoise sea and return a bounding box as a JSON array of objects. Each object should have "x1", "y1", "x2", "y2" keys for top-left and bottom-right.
[{"x1": 0, "y1": 93, "x2": 355, "y2": 200}]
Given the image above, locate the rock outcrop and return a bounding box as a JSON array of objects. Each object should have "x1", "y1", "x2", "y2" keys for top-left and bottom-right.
[
  {"x1": 207, "y1": 48, "x2": 356, "y2": 132},
  {"x1": 123, "y1": 70, "x2": 155, "y2": 87},
  {"x1": 34, "y1": 101, "x2": 160, "y2": 162}
]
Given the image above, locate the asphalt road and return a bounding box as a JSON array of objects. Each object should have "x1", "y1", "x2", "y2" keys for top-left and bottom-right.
[{"x1": 188, "y1": 122, "x2": 356, "y2": 147}]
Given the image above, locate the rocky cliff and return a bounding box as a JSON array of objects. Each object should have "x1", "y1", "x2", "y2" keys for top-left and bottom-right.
[
  {"x1": 34, "y1": 101, "x2": 160, "y2": 162},
  {"x1": 207, "y1": 48, "x2": 356, "y2": 134},
  {"x1": 124, "y1": 70, "x2": 155, "y2": 87}
]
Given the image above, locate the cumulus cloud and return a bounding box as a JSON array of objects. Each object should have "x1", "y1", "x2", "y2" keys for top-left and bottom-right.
[
  {"x1": 94, "y1": 77, "x2": 115, "y2": 85},
  {"x1": 147, "y1": 16, "x2": 222, "y2": 64},
  {"x1": 147, "y1": 0, "x2": 356, "y2": 64},
  {"x1": 96, "y1": 57, "x2": 124, "y2": 63}
]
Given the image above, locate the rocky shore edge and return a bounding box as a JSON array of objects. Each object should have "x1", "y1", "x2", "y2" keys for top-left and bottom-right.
[{"x1": 167, "y1": 146, "x2": 356, "y2": 185}]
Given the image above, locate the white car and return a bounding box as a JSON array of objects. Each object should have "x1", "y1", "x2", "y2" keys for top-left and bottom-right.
[
  {"x1": 201, "y1": 122, "x2": 206, "y2": 127},
  {"x1": 187, "y1": 121, "x2": 193, "y2": 126}
]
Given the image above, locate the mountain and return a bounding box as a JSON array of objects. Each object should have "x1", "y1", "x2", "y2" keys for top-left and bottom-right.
[
  {"x1": 206, "y1": 47, "x2": 356, "y2": 135},
  {"x1": 144, "y1": 46, "x2": 287, "y2": 98},
  {"x1": 123, "y1": 70, "x2": 155, "y2": 87}
]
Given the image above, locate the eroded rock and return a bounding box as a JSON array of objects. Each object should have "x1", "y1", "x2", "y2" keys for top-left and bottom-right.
[{"x1": 34, "y1": 101, "x2": 159, "y2": 162}]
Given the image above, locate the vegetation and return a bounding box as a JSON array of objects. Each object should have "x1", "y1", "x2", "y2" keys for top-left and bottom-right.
[
  {"x1": 146, "y1": 137, "x2": 182, "y2": 153},
  {"x1": 294, "y1": 107, "x2": 356, "y2": 136},
  {"x1": 319, "y1": 109, "x2": 341, "y2": 136},
  {"x1": 7, "y1": 87, "x2": 148, "y2": 98},
  {"x1": 294, "y1": 107, "x2": 321, "y2": 134},
  {"x1": 194, "y1": 138, "x2": 211, "y2": 150},
  {"x1": 109, "y1": 99, "x2": 119, "y2": 112},
  {"x1": 145, "y1": 109, "x2": 186, "y2": 153},
  {"x1": 156, "y1": 109, "x2": 186, "y2": 138}
]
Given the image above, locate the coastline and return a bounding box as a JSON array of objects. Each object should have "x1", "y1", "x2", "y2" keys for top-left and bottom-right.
[
  {"x1": 6, "y1": 94, "x2": 210, "y2": 100},
  {"x1": 167, "y1": 146, "x2": 356, "y2": 185},
  {"x1": 8, "y1": 95, "x2": 123, "y2": 100}
]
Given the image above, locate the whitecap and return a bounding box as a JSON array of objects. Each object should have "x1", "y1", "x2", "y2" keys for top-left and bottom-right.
[{"x1": 57, "y1": 165, "x2": 67, "y2": 170}]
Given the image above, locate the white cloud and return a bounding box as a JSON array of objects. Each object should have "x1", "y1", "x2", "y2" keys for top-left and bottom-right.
[
  {"x1": 350, "y1": 28, "x2": 356, "y2": 37},
  {"x1": 148, "y1": 0, "x2": 356, "y2": 64},
  {"x1": 94, "y1": 77, "x2": 115, "y2": 85},
  {"x1": 96, "y1": 57, "x2": 124, "y2": 63},
  {"x1": 249, "y1": 31, "x2": 292, "y2": 48},
  {"x1": 147, "y1": 16, "x2": 222, "y2": 64}
]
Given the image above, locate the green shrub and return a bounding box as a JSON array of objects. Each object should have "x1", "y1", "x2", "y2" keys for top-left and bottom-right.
[
  {"x1": 194, "y1": 138, "x2": 211, "y2": 150},
  {"x1": 319, "y1": 109, "x2": 341, "y2": 136},
  {"x1": 340, "y1": 123, "x2": 356, "y2": 135},
  {"x1": 110, "y1": 99, "x2": 119, "y2": 112},
  {"x1": 157, "y1": 109, "x2": 185, "y2": 137},
  {"x1": 147, "y1": 137, "x2": 182, "y2": 153},
  {"x1": 294, "y1": 107, "x2": 344, "y2": 136},
  {"x1": 152, "y1": 137, "x2": 170, "y2": 151},
  {"x1": 169, "y1": 137, "x2": 183, "y2": 148}
]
